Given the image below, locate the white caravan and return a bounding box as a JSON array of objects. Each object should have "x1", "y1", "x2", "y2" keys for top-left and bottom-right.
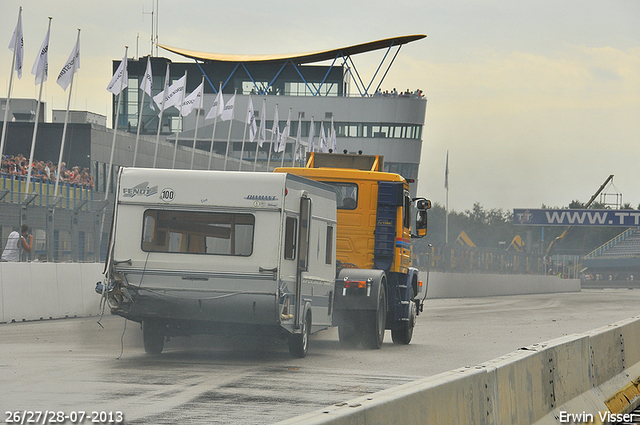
[{"x1": 100, "y1": 168, "x2": 337, "y2": 357}]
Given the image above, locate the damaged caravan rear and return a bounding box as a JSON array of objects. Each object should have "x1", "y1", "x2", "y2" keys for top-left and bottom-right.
[{"x1": 100, "y1": 168, "x2": 337, "y2": 357}]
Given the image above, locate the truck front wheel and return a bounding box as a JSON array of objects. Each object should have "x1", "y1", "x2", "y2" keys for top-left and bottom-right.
[
  {"x1": 362, "y1": 286, "x2": 386, "y2": 349},
  {"x1": 391, "y1": 299, "x2": 416, "y2": 344}
]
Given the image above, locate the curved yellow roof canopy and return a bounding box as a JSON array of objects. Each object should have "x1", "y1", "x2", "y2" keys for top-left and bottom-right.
[{"x1": 158, "y1": 34, "x2": 426, "y2": 64}]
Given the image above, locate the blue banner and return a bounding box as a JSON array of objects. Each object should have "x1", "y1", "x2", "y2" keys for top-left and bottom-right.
[{"x1": 513, "y1": 209, "x2": 640, "y2": 227}]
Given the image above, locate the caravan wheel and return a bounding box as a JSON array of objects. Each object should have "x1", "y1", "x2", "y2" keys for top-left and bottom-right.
[
  {"x1": 143, "y1": 320, "x2": 165, "y2": 355},
  {"x1": 288, "y1": 310, "x2": 311, "y2": 358}
]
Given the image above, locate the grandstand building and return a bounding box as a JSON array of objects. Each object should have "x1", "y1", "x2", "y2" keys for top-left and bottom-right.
[
  {"x1": 0, "y1": 35, "x2": 429, "y2": 262},
  {"x1": 582, "y1": 228, "x2": 640, "y2": 282},
  {"x1": 113, "y1": 35, "x2": 428, "y2": 195}
]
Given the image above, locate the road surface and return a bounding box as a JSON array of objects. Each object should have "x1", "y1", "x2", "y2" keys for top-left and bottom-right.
[{"x1": 1, "y1": 288, "x2": 638, "y2": 424}]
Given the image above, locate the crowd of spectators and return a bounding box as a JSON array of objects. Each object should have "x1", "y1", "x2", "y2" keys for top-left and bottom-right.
[
  {"x1": 373, "y1": 88, "x2": 424, "y2": 98},
  {"x1": 1, "y1": 154, "x2": 94, "y2": 189}
]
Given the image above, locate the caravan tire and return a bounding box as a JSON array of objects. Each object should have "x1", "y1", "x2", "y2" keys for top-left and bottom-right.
[
  {"x1": 289, "y1": 310, "x2": 311, "y2": 358},
  {"x1": 143, "y1": 320, "x2": 165, "y2": 355}
]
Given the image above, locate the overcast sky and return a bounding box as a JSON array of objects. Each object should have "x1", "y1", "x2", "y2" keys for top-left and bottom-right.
[{"x1": 1, "y1": 0, "x2": 638, "y2": 213}]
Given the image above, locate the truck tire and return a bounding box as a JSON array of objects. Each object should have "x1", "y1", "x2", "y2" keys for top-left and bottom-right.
[
  {"x1": 338, "y1": 316, "x2": 359, "y2": 347},
  {"x1": 391, "y1": 299, "x2": 416, "y2": 345},
  {"x1": 289, "y1": 310, "x2": 311, "y2": 358},
  {"x1": 362, "y1": 286, "x2": 386, "y2": 349},
  {"x1": 143, "y1": 320, "x2": 165, "y2": 355}
]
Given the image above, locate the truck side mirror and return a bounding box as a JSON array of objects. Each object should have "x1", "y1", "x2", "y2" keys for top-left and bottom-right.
[
  {"x1": 415, "y1": 210, "x2": 428, "y2": 237},
  {"x1": 416, "y1": 198, "x2": 431, "y2": 210}
]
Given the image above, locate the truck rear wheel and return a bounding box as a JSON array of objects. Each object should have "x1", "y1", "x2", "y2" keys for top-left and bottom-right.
[
  {"x1": 338, "y1": 317, "x2": 359, "y2": 347},
  {"x1": 289, "y1": 310, "x2": 311, "y2": 358},
  {"x1": 362, "y1": 286, "x2": 386, "y2": 349},
  {"x1": 143, "y1": 320, "x2": 165, "y2": 355}
]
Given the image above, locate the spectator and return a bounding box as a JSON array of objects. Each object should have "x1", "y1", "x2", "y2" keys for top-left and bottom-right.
[{"x1": 1, "y1": 224, "x2": 33, "y2": 262}]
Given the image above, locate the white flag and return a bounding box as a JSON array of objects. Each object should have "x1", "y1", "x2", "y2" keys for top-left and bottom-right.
[
  {"x1": 9, "y1": 11, "x2": 24, "y2": 79},
  {"x1": 31, "y1": 25, "x2": 49, "y2": 85},
  {"x1": 247, "y1": 97, "x2": 257, "y2": 142},
  {"x1": 140, "y1": 57, "x2": 154, "y2": 110},
  {"x1": 140, "y1": 57, "x2": 153, "y2": 97},
  {"x1": 205, "y1": 90, "x2": 224, "y2": 120},
  {"x1": 308, "y1": 116, "x2": 315, "y2": 152},
  {"x1": 153, "y1": 74, "x2": 185, "y2": 111},
  {"x1": 106, "y1": 53, "x2": 128, "y2": 94},
  {"x1": 271, "y1": 105, "x2": 280, "y2": 152},
  {"x1": 179, "y1": 81, "x2": 203, "y2": 117},
  {"x1": 277, "y1": 110, "x2": 290, "y2": 153},
  {"x1": 444, "y1": 150, "x2": 449, "y2": 190},
  {"x1": 258, "y1": 98, "x2": 266, "y2": 147},
  {"x1": 220, "y1": 93, "x2": 236, "y2": 121},
  {"x1": 57, "y1": 37, "x2": 80, "y2": 91},
  {"x1": 330, "y1": 118, "x2": 337, "y2": 153},
  {"x1": 320, "y1": 121, "x2": 328, "y2": 153},
  {"x1": 295, "y1": 115, "x2": 302, "y2": 161}
]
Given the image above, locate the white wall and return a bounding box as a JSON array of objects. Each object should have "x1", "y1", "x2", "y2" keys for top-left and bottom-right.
[
  {"x1": 423, "y1": 272, "x2": 580, "y2": 298},
  {"x1": 0, "y1": 265, "x2": 579, "y2": 323},
  {"x1": 0, "y1": 263, "x2": 103, "y2": 323}
]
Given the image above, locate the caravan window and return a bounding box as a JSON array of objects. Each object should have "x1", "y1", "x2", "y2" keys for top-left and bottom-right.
[
  {"x1": 321, "y1": 182, "x2": 358, "y2": 210},
  {"x1": 141, "y1": 210, "x2": 254, "y2": 256}
]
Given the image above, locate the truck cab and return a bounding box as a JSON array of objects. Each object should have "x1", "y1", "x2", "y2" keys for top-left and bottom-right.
[{"x1": 275, "y1": 153, "x2": 430, "y2": 347}]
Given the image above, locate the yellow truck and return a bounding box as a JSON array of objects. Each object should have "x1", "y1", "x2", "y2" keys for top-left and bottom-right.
[{"x1": 275, "y1": 152, "x2": 430, "y2": 347}]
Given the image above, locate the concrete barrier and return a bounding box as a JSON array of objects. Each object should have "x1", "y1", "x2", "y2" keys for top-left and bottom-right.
[
  {"x1": 0, "y1": 262, "x2": 103, "y2": 323},
  {"x1": 277, "y1": 317, "x2": 640, "y2": 425},
  {"x1": 423, "y1": 272, "x2": 580, "y2": 299}
]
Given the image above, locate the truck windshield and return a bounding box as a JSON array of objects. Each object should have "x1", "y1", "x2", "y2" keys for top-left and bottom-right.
[
  {"x1": 141, "y1": 210, "x2": 254, "y2": 256},
  {"x1": 321, "y1": 182, "x2": 358, "y2": 210}
]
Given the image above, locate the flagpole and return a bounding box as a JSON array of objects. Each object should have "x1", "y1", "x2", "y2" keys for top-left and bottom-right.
[
  {"x1": 266, "y1": 104, "x2": 278, "y2": 170},
  {"x1": 207, "y1": 83, "x2": 222, "y2": 170},
  {"x1": 190, "y1": 75, "x2": 205, "y2": 170},
  {"x1": 25, "y1": 17, "x2": 52, "y2": 200},
  {"x1": 238, "y1": 95, "x2": 251, "y2": 171},
  {"x1": 0, "y1": 7, "x2": 22, "y2": 162},
  {"x1": 133, "y1": 56, "x2": 152, "y2": 167},
  {"x1": 171, "y1": 71, "x2": 187, "y2": 169},
  {"x1": 153, "y1": 62, "x2": 170, "y2": 168},
  {"x1": 445, "y1": 150, "x2": 450, "y2": 245},
  {"x1": 253, "y1": 98, "x2": 266, "y2": 172},
  {"x1": 308, "y1": 116, "x2": 315, "y2": 155},
  {"x1": 222, "y1": 88, "x2": 237, "y2": 171},
  {"x1": 54, "y1": 29, "x2": 81, "y2": 199}
]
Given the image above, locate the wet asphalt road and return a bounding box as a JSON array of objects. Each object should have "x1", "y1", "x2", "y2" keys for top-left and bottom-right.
[{"x1": 1, "y1": 288, "x2": 639, "y2": 424}]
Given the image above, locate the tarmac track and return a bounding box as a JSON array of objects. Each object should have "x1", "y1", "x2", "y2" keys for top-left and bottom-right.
[{"x1": 1, "y1": 288, "x2": 639, "y2": 424}]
